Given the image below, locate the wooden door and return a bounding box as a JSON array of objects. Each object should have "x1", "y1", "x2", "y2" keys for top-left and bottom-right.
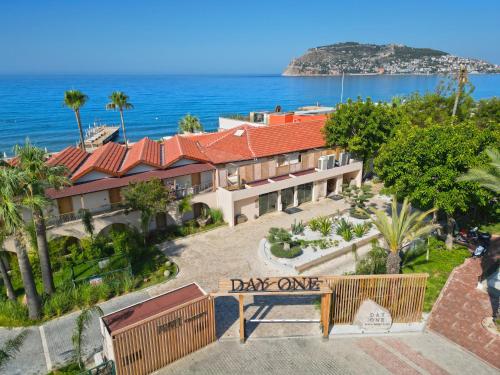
[
  {"x1": 57, "y1": 197, "x2": 73, "y2": 214},
  {"x1": 108, "y1": 188, "x2": 122, "y2": 204},
  {"x1": 191, "y1": 172, "x2": 201, "y2": 186}
]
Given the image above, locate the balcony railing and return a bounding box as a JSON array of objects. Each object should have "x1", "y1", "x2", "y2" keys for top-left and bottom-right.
[
  {"x1": 47, "y1": 202, "x2": 126, "y2": 227},
  {"x1": 174, "y1": 181, "x2": 214, "y2": 198},
  {"x1": 47, "y1": 182, "x2": 214, "y2": 227}
]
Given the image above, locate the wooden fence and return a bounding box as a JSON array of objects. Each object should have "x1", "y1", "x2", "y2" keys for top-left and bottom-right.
[
  {"x1": 111, "y1": 295, "x2": 216, "y2": 375},
  {"x1": 323, "y1": 273, "x2": 428, "y2": 324}
]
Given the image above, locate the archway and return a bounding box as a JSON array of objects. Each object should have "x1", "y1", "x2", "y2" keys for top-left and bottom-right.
[
  {"x1": 192, "y1": 202, "x2": 210, "y2": 219},
  {"x1": 96, "y1": 222, "x2": 131, "y2": 238}
]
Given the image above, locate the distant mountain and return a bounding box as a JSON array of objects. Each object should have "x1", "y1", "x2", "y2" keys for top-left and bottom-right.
[{"x1": 283, "y1": 42, "x2": 500, "y2": 76}]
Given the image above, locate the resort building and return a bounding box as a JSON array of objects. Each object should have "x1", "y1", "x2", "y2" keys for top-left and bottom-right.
[{"x1": 42, "y1": 118, "x2": 362, "y2": 238}]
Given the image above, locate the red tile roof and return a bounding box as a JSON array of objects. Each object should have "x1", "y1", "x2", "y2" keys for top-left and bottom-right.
[
  {"x1": 46, "y1": 146, "x2": 89, "y2": 174},
  {"x1": 48, "y1": 118, "x2": 326, "y2": 184},
  {"x1": 119, "y1": 137, "x2": 162, "y2": 173},
  {"x1": 102, "y1": 283, "x2": 205, "y2": 334},
  {"x1": 45, "y1": 163, "x2": 214, "y2": 199},
  {"x1": 71, "y1": 142, "x2": 127, "y2": 181}
]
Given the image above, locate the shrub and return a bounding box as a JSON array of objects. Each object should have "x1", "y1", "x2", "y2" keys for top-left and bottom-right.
[
  {"x1": 336, "y1": 218, "x2": 353, "y2": 235},
  {"x1": 43, "y1": 288, "x2": 75, "y2": 317},
  {"x1": 270, "y1": 243, "x2": 303, "y2": 258},
  {"x1": 318, "y1": 239, "x2": 329, "y2": 249},
  {"x1": 350, "y1": 207, "x2": 370, "y2": 220},
  {"x1": 353, "y1": 223, "x2": 368, "y2": 238},
  {"x1": 291, "y1": 219, "x2": 305, "y2": 235},
  {"x1": 209, "y1": 208, "x2": 224, "y2": 224},
  {"x1": 355, "y1": 243, "x2": 388, "y2": 275},
  {"x1": 317, "y1": 216, "x2": 333, "y2": 237},
  {"x1": 267, "y1": 227, "x2": 292, "y2": 244},
  {"x1": 0, "y1": 300, "x2": 29, "y2": 325},
  {"x1": 308, "y1": 217, "x2": 322, "y2": 232},
  {"x1": 340, "y1": 227, "x2": 353, "y2": 242}
]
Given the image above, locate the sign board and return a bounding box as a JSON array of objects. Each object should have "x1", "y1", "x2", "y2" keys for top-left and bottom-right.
[
  {"x1": 218, "y1": 276, "x2": 331, "y2": 295},
  {"x1": 353, "y1": 299, "x2": 392, "y2": 331}
]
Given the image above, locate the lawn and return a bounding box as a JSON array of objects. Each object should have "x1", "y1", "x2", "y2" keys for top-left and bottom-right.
[{"x1": 403, "y1": 240, "x2": 470, "y2": 312}]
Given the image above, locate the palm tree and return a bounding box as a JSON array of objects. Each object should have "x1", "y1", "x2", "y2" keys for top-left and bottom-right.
[
  {"x1": 367, "y1": 196, "x2": 438, "y2": 274},
  {"x1": 178, "y1": 114, "x2": 203, "y2": 134},
  {"x1": 0, "y1": 168, "x2": 42, "y2": 319},
  {"x1": 106, "y1": 91, "x2": 133, "y2": 146},
  {"x1": 0, "y1": 231, "x2": 16, "y2": 301},
  {"x1": 178, "y1": 195, "x2": 193, "y2": 219},
  {"x1": 0, "y1": 330, "x2": 28, "y2": 370},
  {"x1": 14, "y1": 140, "x2": 70, "y2": 295},
  {"x1": 458, "y1": 148, "x2": 500, "y2": 194},
  {"x1": 72, "y1": 305, "x2": 103, "y2": 369},
  {"x1": 64, "y1": 90, "x2": 88, "y2": 150},
  {"x1": 78, "y1": 209, "x2": 94, "y2": 240}
]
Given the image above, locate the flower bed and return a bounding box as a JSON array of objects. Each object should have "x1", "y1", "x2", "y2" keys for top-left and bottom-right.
[{"x1": 261, "y1": 214, "x2": 379, "y2": 272}]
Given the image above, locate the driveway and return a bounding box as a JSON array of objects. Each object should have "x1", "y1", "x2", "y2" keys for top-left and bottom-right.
[{"x1": 156, "y1": 332, "x2": 498, "y2": 375}]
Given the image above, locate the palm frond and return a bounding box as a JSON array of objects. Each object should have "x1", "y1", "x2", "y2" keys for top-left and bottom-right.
[{"x1": 0, "y1": 330, "x2": 28, "y2": 369}]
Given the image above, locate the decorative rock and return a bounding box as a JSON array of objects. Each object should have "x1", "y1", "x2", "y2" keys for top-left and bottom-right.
[
  {"x1": 283, "y1": 242, "x2": 291, "y2": 251},
  {"x1": 164, "y1": 261, "x2": 172, "y2": 267},
  {"x1": 163, "y1": 270, "x2": 171, "y2": 278},
  {"x1": 98, "y1": 259, "x2": 110, "y2": 270},
  {"x1": 353, "y1": 299, "x2": 392, "y2": 331}
]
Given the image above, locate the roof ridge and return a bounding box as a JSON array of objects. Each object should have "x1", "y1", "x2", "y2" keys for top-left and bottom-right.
[{"x1": 245, "y1": 128, "x2": 257, "y2": 158}]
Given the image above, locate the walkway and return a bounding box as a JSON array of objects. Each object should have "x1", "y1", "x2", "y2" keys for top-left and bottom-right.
[
  {"x1": 156, "y1": 332, "x2": 498, "y2": 375},
  {"x1": 427, "y1": 247, "x2": 500, "y2": 369}
]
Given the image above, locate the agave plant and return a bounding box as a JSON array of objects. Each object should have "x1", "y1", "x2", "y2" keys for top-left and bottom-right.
[
  {"x1": 317, "y1": 216, "x2": 332, "y2": 237},
  {"x1": 291, "y1": 219, "x2": 305, "y2": 235},
  {"x1": 340, "y1": 227, "x2": 353, "y2": 242},
  {"x1": 352, "y1": 223, "x2": 368, "y2": 238},
  {"x1": 336, "y1": 218, "x2": 353, "y2": 235},
  {"x1": 308, "y1": 217, "x2": 322, "y2": 232}
]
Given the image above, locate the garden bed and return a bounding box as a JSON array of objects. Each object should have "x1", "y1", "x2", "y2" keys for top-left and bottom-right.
[{"x1": 261, "y1": 215, "x2": 380, "y2": 273}]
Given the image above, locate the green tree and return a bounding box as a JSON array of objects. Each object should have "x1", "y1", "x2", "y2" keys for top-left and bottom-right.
[
  {"x1": 474, "y1": 97, "x2": 500, "y2": 127},
  {"x1": 367, "y1": 196, "x2": 438, "y2": 274},
  {"x1": 78, "y1": 209, "x2": 95, "y2": 239},
  {"x1": 457, "y1": 148, "x2": 500, "y2": 194},
  {"x1": 64, "y1": 90, "x2": 88, "y2": 150},
  {"x1": 72, "y1": 305, "x2": 103, "y2": 369},
  {"x1": 178, "y1": 114, "x2": 203, "y2": 134},
  {"x1": 14, "y1": 140, "x2": 70, "y2": 295},
  {"x1": 375, "y1": 122, "x2": 499, "y2": 248},
  {"x1": 123, "y1": 178, "x2": 174, "y2": 242},
  {"x1": 323, "y1": 97, "x2": 407, "y2": 175},
  {"x1": 0, "y1": 168, "x2": 42, "y2": 319},
  {"x1": 106, "y1": 91, "x2": 134, "y2": 146},
  {"x1": 0, "y1": 330, "x2": 28, "y2": 370},
  {"x1": 177, "y1": 195, "x2": 193, "y2": 217}
]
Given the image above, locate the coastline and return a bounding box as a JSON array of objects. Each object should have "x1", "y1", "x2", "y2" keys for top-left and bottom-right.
[{"x1": 282, "y1": 72, "x2": 500, "y2": 77}]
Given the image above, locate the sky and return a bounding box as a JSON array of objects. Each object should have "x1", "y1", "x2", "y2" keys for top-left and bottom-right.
[{"x1": 0, "y1": 0, "x2": 499, "y2": 75}]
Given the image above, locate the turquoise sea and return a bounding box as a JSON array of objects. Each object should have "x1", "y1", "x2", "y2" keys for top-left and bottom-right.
[{"x1": 0, "y1": 74, "x2": 499, "y2": 154}]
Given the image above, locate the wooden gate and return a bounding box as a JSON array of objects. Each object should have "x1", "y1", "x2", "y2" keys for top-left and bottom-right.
[
  {"x1": 102, "y1": 283, "x2": 216, "y2": 375},
  {"x1": 323, "y1": 273, "x2": 428, "y2": 324}
]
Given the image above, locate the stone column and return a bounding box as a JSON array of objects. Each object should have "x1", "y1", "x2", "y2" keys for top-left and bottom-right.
[
  {"x1": 335, "y1": 177, "x2": 343, "y2": 194},
  {"x1": 354, "y1": 169, "x2": 362, "y2": 187},
  {"x1": 277, "y1": 189, "x2": 283, "y2": 211}
]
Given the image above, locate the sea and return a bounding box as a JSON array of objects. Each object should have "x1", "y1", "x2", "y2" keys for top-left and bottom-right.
[{"x1": 0, "y1": 74, "x2": 499, "y2": 155}]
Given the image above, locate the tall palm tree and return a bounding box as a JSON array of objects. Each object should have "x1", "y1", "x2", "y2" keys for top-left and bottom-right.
[
  {"x1": 458, "y1": 148, "x2": 500, "y2": 194},
  {"x1": 0, "y1": 168, "x2": 42, "y2": 319},
  {"x1": 106, "y1": 91, "x2": 133, "y2": 146},
  {"x1": 0, "y1": 231, "x2": 16, "y2": 301},
  {"x1": 367, "y1": 196, "x2": 438, "y2": 274},
  {"x1": 72, "y1": 305, "x2": 103, "y2": 369},
  {"x1": 64, "y1": 90, "x2": 88, "y2": 150},
  {"x1": 14, "y1": 140, "x2": 70, "y2": 295},
  {"x1": 178, "y1": 114, "x2": 203, "y2": 134}
]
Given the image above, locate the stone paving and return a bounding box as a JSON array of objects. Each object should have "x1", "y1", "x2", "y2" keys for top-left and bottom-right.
[
  {"x1": 427, "y1": 250, "x2": 500, "y2": 369},
  {"x1": 156, "y1": 332, "x2": 498, "y2": 375}
]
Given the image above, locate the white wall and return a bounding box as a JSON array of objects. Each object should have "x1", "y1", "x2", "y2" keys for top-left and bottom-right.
[
  {"x1": 79, "y1": 191, "x2": 110, "y2": 211},
  {"x1": 234, "y1": 197, "x2": 259, "y2": 222},
  {"x1": 76, "y1": 171, "x2": 112, "y2": 183}
]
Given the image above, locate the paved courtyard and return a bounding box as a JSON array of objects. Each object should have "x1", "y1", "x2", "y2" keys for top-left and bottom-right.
[{"x1": 156, "y1": 332, "x2": 498, "y2": 375}]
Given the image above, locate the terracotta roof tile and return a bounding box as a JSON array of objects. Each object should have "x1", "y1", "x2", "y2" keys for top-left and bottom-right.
[
  {"x1": 120, "y1": 138, "x2": 161, "y2": 173},
  {"x1": 46, "y1": 146, "x2": 89, "y2": 174},
  {"x1": 162, "y1": 136, "x2": 208, "y2": 167},
  {"x1": 71, "y1": 142, "x2": 126, "y2": 181}
]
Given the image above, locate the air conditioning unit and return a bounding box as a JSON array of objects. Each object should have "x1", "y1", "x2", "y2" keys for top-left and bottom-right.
[
  {"x1": 339, "y1": 152, "x2": 347, "y2": 166},
  {"x1": 327, "y1": 154, "x2": 335, "y2": 169},
  {"x1": 317, "y1": 156, "x2": 328, "y2": 171}
]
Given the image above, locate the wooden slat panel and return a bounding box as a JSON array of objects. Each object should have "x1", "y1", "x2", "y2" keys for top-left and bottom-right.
[{"x1": 111, "y1": 295, "x2": 216, "y2": 375}]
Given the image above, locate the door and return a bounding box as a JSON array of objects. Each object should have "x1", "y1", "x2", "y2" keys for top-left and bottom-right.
[
  {"x1": 57, "y1": 197, "x2": 73, "y2": 215},
  {"x1": 297, "y1": 183, "x2": 313, "y2": 205},
  {"x1": 259, "y1": 192, "x2": 278, "y2": 216},
  {"x1": 327, "y1": 178, "x2": 336, "y2": 195},
  {"x1": 108, "y1": 188, "x2": 122, "y2": 204},
  {"x1": 281, "y1": 187, "x2": 294, "y2": 209}
]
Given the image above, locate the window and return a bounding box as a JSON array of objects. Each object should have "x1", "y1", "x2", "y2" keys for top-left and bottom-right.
[
  {"x1": 289, "y1": 153, "x2": 300, "y2": 164},
  {"x1": 276, "y1": 155, "x2": 288, "y2": 167}
]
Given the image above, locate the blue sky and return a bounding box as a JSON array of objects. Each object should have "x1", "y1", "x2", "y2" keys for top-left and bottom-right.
[{"x1": 1, "y1": 0, "x2": 499, "y2": 74}]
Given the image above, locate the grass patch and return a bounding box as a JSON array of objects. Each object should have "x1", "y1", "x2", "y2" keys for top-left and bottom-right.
[
  {"x1": 270, "y1": 243, "x2": 303, "y2": 258},
  {"x1": 403, "y1": 239, "x2": 470, "y2": 312},
  {"x1": 47, "y1": 362, "x2": 80, "y2": 375}
]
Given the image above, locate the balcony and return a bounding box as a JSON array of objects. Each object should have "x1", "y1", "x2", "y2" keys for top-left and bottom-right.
[{"x1": 47, "y1": 182, "x2": 214, "y2": 227}]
